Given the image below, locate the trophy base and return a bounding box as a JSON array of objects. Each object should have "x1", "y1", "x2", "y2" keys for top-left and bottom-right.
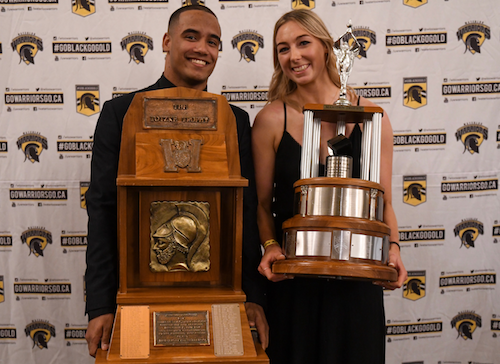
[{"x1": 272, "y1": 258, "x2": 397, "y2": 282}]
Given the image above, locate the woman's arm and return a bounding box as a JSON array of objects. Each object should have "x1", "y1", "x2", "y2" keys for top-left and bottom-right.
[
  {"x1": 252, "y1": 103, "x2": 288, "y2": 282},
  {"x1": 360, "y1": 97, "x2": 407, "y2": 289}
]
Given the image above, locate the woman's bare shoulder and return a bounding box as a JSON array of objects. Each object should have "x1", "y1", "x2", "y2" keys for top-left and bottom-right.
[
  {"x1": 253, "y1": 100, "x2": 285, "y2": 129},
  {"x1": 357, "y1": 96, "x2": 386, "y2": 112}
]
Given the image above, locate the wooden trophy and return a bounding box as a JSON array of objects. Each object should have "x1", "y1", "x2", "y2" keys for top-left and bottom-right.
[{"x1": 95, "y1": 87, "x2": 268, "y2": 363}]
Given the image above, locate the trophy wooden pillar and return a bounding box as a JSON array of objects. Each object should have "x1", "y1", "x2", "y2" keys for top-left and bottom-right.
[{"x1": 95, "y1": 87, "x2": 268, "y2": 363}]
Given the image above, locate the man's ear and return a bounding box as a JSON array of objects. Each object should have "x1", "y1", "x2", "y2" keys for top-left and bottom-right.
[{"x1": 162, "y1": 33, "x2": 171, "y2": 53}]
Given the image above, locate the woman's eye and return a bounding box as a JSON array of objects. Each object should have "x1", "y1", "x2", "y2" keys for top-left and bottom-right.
[
  {"x1": 300, "y1": 40, "x2": 310, "y2": 46},
  {"x1": 278, "y1": 47, "x2": 288, "y2": 53}
]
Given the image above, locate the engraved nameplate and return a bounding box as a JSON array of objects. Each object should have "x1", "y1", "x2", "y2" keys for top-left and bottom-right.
[
  {"x1": 120, "y1": 306, "x2": 150, "y2": 359},
  {"x1": 153, "y1": 311, "x2": 210, "y2": 346},
  {"x1": 212, "y1": 304, "x2": 244, "y2": 356},
  {"x1": 144, "y1": 98, "x2": 217, "y2": 130}
]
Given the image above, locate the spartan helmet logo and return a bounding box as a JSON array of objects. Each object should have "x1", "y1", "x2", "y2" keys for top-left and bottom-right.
[
  {"x1": 406, "y1": 86, "x2": 424, "y2": 104},
  {"x1": 231, "y1": 31, "x2": 264, "y2": 63},
  {"x1": 455, "y1": 123, "x2": 488, "y2": 155},
  {"x1": 457, "y1": 321, "x2": 474, "y2": 340},
  {"x1": 21, "y1": 229, "x2": 52, "y2": 257},
  {"x1": 464, "y1": 134, "x2": 480, "y2": 153},
  {"x1": 80, "y1": 93, "x2": 96, "y2": 111},
  {"x1": 24, "y1": 143, "x2": 42, "y2": 163},
  {"x1": 403, "y1": 77, "x2": 427, "y2": 109},
  {"x1": 351, "y1": 28, "x2": 376, "y2": 59},
  {"x1": 19, "y1": 44, "x2": 35, "y2": 64},
  {"x1": 121, "y1": 33, "x2": 154, "y2": 65},
  {"x1": 291, "y1": 0, "x2": 315, "y2": 10},
  {"x1": 403, "y1": 272, "x2": 426, "y2": 301},
  {"x1": 457, "y1": 22, "x2": 491, "y2": 55},
  {"x1": 465, "y1": 33, "x2": 482, "y2": 54},
  {"x1": 460, "y1": 229, "x2": 476, "y2": 248},
  {"x1": 11, "y1": 34, "x2": 43, "y2": 65},
  {"x1": 240, "y1": 42, "x2": 257, "y2": 62},
  {"x1": 403, "y1": 176, "x2": 427, "y2": 206},
  {"x1": 25, "y1": 320, "x2": 56, "y2": 350},
  {"x1": 407, "y1": 183, "x2": 424, "y2": 201},
  {"x1": 76, "y1": 85, "x2": 100, "y2": 116},
  {"x1": 356, "y1": 38, "x2": 368, "y2": 58},
  {"x1": 21, "y1": 227, "x2": 53, "y2": 258},
  {"x1": 17, "y1": 133, "x2": 48, "y2": 163},
  {"x1": 129, "y1": 43, "x2": 145, "y2": 63},
  {"x1": 454, "y1": 219, "x2": 484, "y2": 249},
  {"x1": 150, "y1": 202, "x2": 210, "y2": 273},
  {"x1": 72, "y1": 0, "x2": 96, "y2": 17},
  {"x1": 80, "y1": 182, "x2": 90, "y2": 209},
  {"x1": 451, "y1": 311, "x2": 482, "y2": 340},
  {"x1": 403, "y1": 0, "x2": 427, "y2": 8},
  {"x1": 28, "y1": 237, "x2": 46, "y2": 256}
]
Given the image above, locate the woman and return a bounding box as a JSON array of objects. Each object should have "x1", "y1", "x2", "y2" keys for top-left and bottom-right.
[{"x1": 252, "y1": 9, "x2": 407, "y2": 364}]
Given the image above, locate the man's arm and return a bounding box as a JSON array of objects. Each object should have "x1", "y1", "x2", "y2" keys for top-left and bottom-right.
[{"x1": 85, "y1": 99, "x2": 124, "y2": 356}]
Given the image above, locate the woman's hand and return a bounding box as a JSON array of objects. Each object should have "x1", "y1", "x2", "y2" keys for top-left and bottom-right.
[
  {"x1": 374, "y1": 244, "x2": 407, "y2": 290},
  {"x1": 258, "y1": 244, "x2": 288, "y2": 282}
]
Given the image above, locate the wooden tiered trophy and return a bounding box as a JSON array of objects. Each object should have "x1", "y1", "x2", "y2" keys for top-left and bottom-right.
[
  {"x1": 272, "y1": 23, "x2": 397, "y2": 282},
  {"x1": 95, "y1": 87, "x2": 268, "y2": 363}
]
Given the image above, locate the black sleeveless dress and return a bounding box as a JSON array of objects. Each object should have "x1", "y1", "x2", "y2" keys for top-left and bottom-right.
[{"x1": 266, "y1": 102, "x2": 386, "y2": 364}]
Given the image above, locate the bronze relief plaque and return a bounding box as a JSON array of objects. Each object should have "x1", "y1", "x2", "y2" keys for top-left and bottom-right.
[
  {"x1": 149, "y1": 201, "x2": 210, "y2": 273},
  {"x1": 144, "y1": 98, "x2": 217, "y2": 130},
  {"x1": 153, "y1": 311, "x2": 210, "y2": 347}
]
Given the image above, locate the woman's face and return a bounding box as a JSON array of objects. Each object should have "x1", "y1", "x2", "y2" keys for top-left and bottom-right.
[{"x1": 275, "y1": 20, "x2": 328, "y2": 86}]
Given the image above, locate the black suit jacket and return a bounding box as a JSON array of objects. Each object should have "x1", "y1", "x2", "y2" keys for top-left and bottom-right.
[{"x1": 85, "y1": 75, "x2": 267, "y2": 320}]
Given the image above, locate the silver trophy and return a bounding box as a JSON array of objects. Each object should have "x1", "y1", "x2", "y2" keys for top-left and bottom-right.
[
  {"x1": 272, "y1": 21, "x2": 397, "y2": 282},
  {"x1": 333, "y1": 21, "x2": 361, "y2": 106}
]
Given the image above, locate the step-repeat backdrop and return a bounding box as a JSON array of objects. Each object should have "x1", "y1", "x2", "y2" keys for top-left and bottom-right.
[{"x1": 0, "y1": 0, "x2": 499, "y2": 363}]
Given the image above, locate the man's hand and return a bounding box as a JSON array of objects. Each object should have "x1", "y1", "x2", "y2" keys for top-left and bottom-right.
[
  {"x1": 86, "y1": 313, "x2": 114, "y2": 357},
  {"x1": 258, "y1": 244, "x2": 288, "y2": 282},
  {"x1": 374, "y1": 244, "x2": 407, "y2": 290},
  {"x1": 245, "y1": 302, "x2": 269, "y2": 350}
]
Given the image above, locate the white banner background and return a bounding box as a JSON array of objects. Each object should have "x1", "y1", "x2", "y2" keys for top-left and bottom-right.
[{"x1": 0, "y1": 0, "x2": 499, "y2": 363}]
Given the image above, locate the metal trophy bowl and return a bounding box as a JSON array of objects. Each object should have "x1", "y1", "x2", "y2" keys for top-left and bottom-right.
[{"x1": 272, "y1": 23, "x2": 397, "y2": 282}]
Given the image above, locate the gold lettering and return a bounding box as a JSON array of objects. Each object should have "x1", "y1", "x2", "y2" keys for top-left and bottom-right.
[
  {"x1": 181, "y1": 117, "x2": 209, "y2": 123},
  {"x1": 150, "y1": 116, "x2": 178, "y2": 123}
]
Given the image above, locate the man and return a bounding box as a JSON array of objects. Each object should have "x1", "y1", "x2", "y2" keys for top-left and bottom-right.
[{"x1": 84, "y1": 5, "x2": 268, "y2": 357}]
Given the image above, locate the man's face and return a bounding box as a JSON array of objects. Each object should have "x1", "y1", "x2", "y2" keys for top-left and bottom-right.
[{"x1": 163, "y1": 10, "x2": 221, "y2": 90}]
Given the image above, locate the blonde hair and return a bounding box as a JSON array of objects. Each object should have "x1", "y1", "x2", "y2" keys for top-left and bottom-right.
[{"x1": 268, "y1": 9, "x2": 350, "y2": 110}]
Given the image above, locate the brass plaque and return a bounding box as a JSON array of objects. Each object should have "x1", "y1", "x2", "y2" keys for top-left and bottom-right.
[
  {"x1": 153, "y1": 311, "x2": 210, "y2": 346},
  {"x1": 120, "y1": 306, "x2": 150, "y2": 359},
  {"x1": 149, "y1": 201, "x2": 210, "y2": 273},
  {"x1": 212, "y1": 304, "x2": 244, "y2": 356},
  {"x1": 144, "y1": 97, "x2": 217, "y2": 130}
]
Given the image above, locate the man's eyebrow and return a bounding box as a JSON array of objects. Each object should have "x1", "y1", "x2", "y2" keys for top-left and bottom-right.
[
  {"x1": 182, "y1": 28, "x2": 221, "y2": 42},
  {"x1": 210, "y1": 34, "x2": 221, "y2": 43}
]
